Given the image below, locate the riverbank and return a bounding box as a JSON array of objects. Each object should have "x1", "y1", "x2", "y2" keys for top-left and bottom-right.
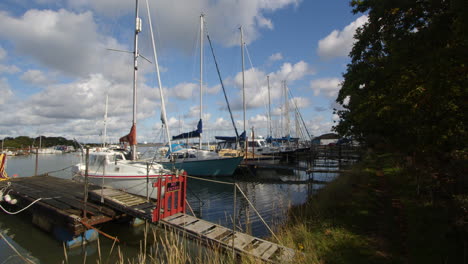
[{"x1": 278, "y1": 152, "x2": 467, "y2": 263}]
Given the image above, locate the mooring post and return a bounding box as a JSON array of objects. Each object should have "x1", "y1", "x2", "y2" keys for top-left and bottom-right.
[
  {"x1": 146, "y1": 163, "x2": 150, "y2": 201},
  {"x1": 34, "y1": 147, "x2": 39, "y2": 176},
  {"x1": 83, "y1": 147, "x2": 89, "y2": 219},
  {"x1": 232, "y1": 183, "x2": 237, "y2": 256}
]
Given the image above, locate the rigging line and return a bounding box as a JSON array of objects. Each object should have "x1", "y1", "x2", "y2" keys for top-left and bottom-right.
[
  {"x1": 190, "y1": 21, "x2": 201, "y2": 84},
  {"x1": 206, "y1": 33, "x2": 239, "y2": 138},
  {"x1": 0, "y1": 232, "x2": 36, "y2": 264},
  {"x1": 244, "y1": 45, "x2": 270, "y2": 128},
  {"x1": 43, "y1": 165, "x2": 74, "y2": 175},
  {"x1": 286, "y1": 85, "x2": 312, "y2": 141}
]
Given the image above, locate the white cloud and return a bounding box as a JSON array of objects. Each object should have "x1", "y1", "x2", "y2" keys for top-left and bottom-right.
[
  {"x1": 68, "y1": 0, "x2": 300, "y2": 49},
  {"x1": 168, "y1": 82, "x2": 198, "y2": 100},
  {"x1": 0, "y1": 64, "x2": 20, "y2": 74},
  {"x1": 0, "y1": 78, "x2": 13, "y2": 105},
  {"x1": 0, "y1": 46, "x2": 5, "y2": 60},
  {"x1": 228, "y1": 60, "x2": 313, "y2": 115},
  {"x1": 20, "y1": 69, "x2": 55, "y2": 86},
  {"x1": 317, "y1": 15, "x2": 368, "y2": 59},
  {"x1": 310, "y1": 77, "x2": 342, "y2": 97},
  {"x1": 0, "y1": 9, "x2": 131, "y2": 80},
  {"x1": 290, "y1": 97, "x2": 309, "y2": 108},
  {"x1": 256, "y1": 15, "x2": 273, "y2": 30},
  {"x1": 268, "y1": 52, "x2": 283, "y2": 62},
  {"x1": 343, "y1": 95, "x2": 350, "y2": 106}
]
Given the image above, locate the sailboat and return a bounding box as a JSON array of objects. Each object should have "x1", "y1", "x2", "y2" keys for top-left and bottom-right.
[
  {"x1": 72, "y1": 0, "x2": 175, "y2": 198},
  {"x1": 155, "y1": 15, "x2": 243, "y2": 177}
]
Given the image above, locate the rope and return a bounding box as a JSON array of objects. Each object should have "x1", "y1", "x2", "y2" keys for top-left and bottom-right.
[
  {"x1": 185, "y1": 199, "x2": 196, "y2": 217},
  {"x1": 43, "y1": 165, "x2": 74, "y2": 175},
  {"x1": 187, "y1": 185, "x2": 205, "y2": 207},
  {"x1": 0, "y1": 232, "x2": 36, "y2": 264},
  {"x1": 185, "y1": 175, "x2": 280, "y2": 243},
  {"x1": 234, "y1": 183, "x2": 280, "y2": 243},
  {"x1": 0, "y1": 198, "x2": 42, "y2": 215},
  {"x1": 186, "y1": 175, "x2": 234, "y2": 185}
]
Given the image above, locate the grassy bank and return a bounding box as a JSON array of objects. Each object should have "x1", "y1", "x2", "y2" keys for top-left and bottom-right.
[{"x1": 277, "y1": 152, "x2": 467, "y2": 264}]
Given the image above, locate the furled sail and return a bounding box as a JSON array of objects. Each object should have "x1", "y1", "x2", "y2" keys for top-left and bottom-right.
[
  {"x1": 119, "y1": 124, "x2": 137, "y2": 145},
  {"x1": 215, "y1": 131, "x2": 246, "y2": 142},
  {"x1": 172, "y1": 119, "x2": 203, "y2": 140}
]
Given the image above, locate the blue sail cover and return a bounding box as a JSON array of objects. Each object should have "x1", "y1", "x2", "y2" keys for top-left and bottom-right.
[
  {"x1": 266, "y1": 135, "x2": 299, "y2": 143},
  {"x1": 172, "y1": 119, "x2": 203, "y2": 140},
  {"x1": 215, "y1": 131, "x2": 246, "y2": 142}
]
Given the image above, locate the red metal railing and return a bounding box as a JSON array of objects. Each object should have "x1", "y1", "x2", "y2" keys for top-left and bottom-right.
[{"x1": 152, "y1": 172, "x2": 187, "y2": 222}]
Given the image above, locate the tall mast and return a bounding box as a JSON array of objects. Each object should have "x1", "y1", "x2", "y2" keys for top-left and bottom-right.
[
  {"x1": 284, "y1": 80, "x2": 290, "y2": 137},
  {"x1": 103, "y1": 93, "x2": 108, "y2": 148},
  {"x1": 240, "y1": 26, "x2": 246, "y2": 134},
  {"x1": 131, "y1": 0, "x2": 141, "y2": 160},
  {"x1": 267, "y1": 75, "x2": 272, "y2": 138},
  {"x1": 199, "y1": 14, "x2": 204, "y2": 150},
  {"x1": 144, "y1": 0, "x2": 172, "y2": 152}
]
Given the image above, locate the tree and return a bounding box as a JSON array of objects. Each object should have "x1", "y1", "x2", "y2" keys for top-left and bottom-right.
[{"x1": 335, "y1": 0, "x2": 467, "y2": 161}]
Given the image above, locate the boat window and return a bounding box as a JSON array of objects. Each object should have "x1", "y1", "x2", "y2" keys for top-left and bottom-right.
[
  {"x1": 189, "y1": 154, "x2": 196, "y2": 158},
  {"x1": 91, "y1": 155, "x2": 107, "y2": 166},
  {"x1": 248, "y1": 141, "x2": 261, "y2": 148},
  {"x1": 115, "y1": 154, "x2": 124, "y2": 161}
]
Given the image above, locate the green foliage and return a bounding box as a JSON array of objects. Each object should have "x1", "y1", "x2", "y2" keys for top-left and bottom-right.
[
  {"x1": 336, "y1": 0, "x2": 467, "y2": 159},
  {"x1": 1, "y1": 136, "x2": 76, "y2": 149},
  {"x1": 279, "y1": 153, "x2": 466, "y2": 263}
]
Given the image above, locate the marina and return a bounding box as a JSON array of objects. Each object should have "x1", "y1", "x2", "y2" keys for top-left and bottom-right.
[{"x1": 0, "y1": 144, "x2": 359, "y2": 263}]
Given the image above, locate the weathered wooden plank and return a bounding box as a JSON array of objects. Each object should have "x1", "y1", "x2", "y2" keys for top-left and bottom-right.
[
  {"x1": 260, "y1": 244, "x2": 279, "y2": 260},
  {"x1": 203, "y1": 226, "x2": 229, "y2": 239},
  {"x1": 249, "y1": 241, "x2": 274, "y2": 257},
  {"x1": 167, "y1": 214, "x2": 194, "y2": 226},
  {"x1": 184, "y1": 220, "x2": 216, "y2": 234},
  {"x1": 232, "y1": 233, "x2": 255, "y2": 249}
]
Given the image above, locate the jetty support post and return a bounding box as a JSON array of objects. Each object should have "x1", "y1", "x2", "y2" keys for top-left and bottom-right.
[
  {"x1": 232, "y1": 183, "x2": 237, "y2": 256},
  {"x1": 146, "y1": 163, "x2": 149, "y2": 201},
  {"x1": 35, "y1": 147, "x2": 39, "y2": 176},
  {"x1": 83, "y1": 147, "x2": 89, "y2": 219}
]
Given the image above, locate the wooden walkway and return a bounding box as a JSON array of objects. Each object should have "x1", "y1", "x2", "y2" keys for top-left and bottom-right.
[
  {"x1": 160, "y1": 213, "x2": 295, "y2": 263},
  {"x1": 2, "y1": 176, "x2": 296, "y2": 262},
  {"x1": 0, "y1": 175, "x2": 116, "y2": 235},
  {"x1": 88, "y1": 188, "x2": 156, "y2": 220}
]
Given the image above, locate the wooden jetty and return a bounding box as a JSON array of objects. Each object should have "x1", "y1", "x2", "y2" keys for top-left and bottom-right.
[
  {"x1": 160, "y1": 213, "x2": 295, "y2": 263},
  {"x1": 0, "y1": 175, "x2": 296, "y2": 262},
  {"x1": 0, "y1": 176, "x2": 115, "y2": 233}
]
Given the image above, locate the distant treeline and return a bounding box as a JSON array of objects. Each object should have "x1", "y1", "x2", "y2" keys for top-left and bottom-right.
[{"x1": 1, "y1": 136, "x2": 77, "y2": 149}]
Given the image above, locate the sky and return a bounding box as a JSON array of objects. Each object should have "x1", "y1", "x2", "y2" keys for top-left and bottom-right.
[{"x1": 0, "y1": 0, "x2": 367, "y2": 144}]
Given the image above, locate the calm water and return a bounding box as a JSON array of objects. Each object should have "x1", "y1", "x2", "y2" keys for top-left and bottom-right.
[{"x1": 1, "y1": 150, "x2": 339, "y2": 263}]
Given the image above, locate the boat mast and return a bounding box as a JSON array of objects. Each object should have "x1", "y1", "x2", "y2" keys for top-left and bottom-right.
[
  {"x1": 102, "y1": 93, "x2": 108, "y2": 148},
  {"x1": 131, "y1": 0, "x2": 141, "y2": 160},
  {"x1": 284, "y1": 80, "x2": 290, "y2": 137},
  {"x1": 267, "y1": 75, "x2": 272, "y2": 138},
  {"x1": 199, "y1": 14, "x2": 204, "y2": 150},
  {"x1": 240, "y1": 27, "x2": 246, "y2": 135},
  {"x1": 144, "y1": 0, "x2": 172, "y2": 153}
]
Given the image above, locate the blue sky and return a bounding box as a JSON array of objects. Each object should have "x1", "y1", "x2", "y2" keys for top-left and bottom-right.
[{"x1": 0, "y1": 0, "x2": 367, "y2": 143}]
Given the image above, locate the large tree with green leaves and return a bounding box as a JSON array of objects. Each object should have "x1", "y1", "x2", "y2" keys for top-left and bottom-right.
[{"x1": 336, "y1": 0, "x2": 467, "y2": 161}]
